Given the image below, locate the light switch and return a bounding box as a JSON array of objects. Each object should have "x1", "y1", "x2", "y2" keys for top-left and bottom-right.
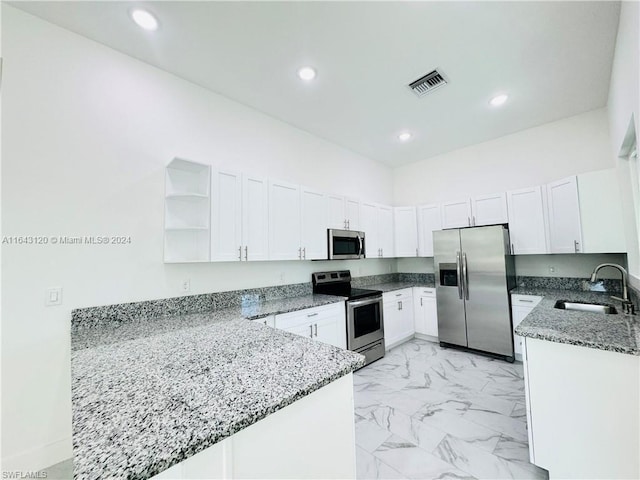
[{"x1": 46, "y1": 287, "x2": 62, "y2": 306}]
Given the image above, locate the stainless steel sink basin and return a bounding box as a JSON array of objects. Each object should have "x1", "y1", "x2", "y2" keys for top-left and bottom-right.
[{"x1": 554, "y1": 300, "x2": 617, "y2": 314}]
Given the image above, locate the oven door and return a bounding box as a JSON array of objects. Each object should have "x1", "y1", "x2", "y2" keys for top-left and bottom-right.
[
  {"x1": 328, "y1": 229, "x2": 365, "y2": 259},
  {"x1": 347, "y1": 295, "x2": 384, "y2": 350}
]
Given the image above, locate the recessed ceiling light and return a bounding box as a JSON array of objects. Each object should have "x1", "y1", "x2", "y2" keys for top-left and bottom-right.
[
  {"x1": 131, "y1": 9, "x2": 159, "y2": 31},
  {"x1": 489, "y1": 94, "x2": 509, "y2": 107},
  {"x1": 398, "y1": 132, "x2": 412, "y2": 142},
  {"x1": 297, "y1": 67, "x2": 317, "y2": 81}
]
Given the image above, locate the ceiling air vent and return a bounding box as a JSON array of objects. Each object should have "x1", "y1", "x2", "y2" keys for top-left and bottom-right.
[{"x1": 408, "y1": 69, "x2": 447, "y2": 97}]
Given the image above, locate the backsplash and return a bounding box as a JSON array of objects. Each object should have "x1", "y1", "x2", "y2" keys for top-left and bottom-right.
[
  {"x1": 516, "y1": 276, "x2": 623, "y2": 295},
  {"x1": 352, "y1": 272, "x2": 434, "y2": 286}
]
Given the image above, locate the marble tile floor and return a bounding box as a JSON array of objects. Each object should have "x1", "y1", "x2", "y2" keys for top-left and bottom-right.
[{"x1": 354, "y1": 338, "x2": 549, "y2": 480}]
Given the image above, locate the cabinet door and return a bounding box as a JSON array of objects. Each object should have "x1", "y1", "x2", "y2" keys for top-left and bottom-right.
[
  {"x1": 511, "y1": 305, "x2": 532, "y2": 358},
  {"x1": 506, "y1": 186, "x2": 548, "y2": 254},
  {"x1": 327, "y1": 195, "x2": 347, "y2": 230},
  {"x1": 242, "y1": 175, "x2": 269, "y2": 261},
  {"x1": 282, "y1": 322, "x2": 315, "y2": 340},
  {"x1": 472, "y1": 192, "x2": 508, "y2": 226},
  {"x1": 211, "y1": 169, "x2": 242, "y2": 261},
  {"x1": 300, "y1": 187, "x2": 328, "y2": 260},
  {"x1": 578, "y1": 169, "x2": 626, "y2": 253},
  {"x1": 393, "y1": 206, "x2": 418, "y2": 258},
  {"x1": 314, "y1": 316, "x2": 342, "y2": 348},
  {"x1": 417, "y1": 204, "x2": 441, "y2": 257},
  {"x1": 383, "y1": 289, "x2": 414, "y2": 347},
  {"x1": 360, "y1": 201, "x2": 379, "y2": 258},
  {"x1": 414, "y1": 288, "x2": 438, "y2": 337},
  {"x1": 441, "y1": 199, "x2": 472, "y2": 229},
  {"x1": 269, "y1": 179, "x2": 301, "y2": 260},
  {"x1": 378, "y1": 205, "x2": 394, "y2": 258},
  {"x1": 546, "y1": 176, "x2": 583, "y2": 253},
  {"x1": 345, "y1": 197, "x2": 360, "y2": 230},
  {"x1": 398, "y1": 294, "x2": 415, "y2": 340},
  {"x1": 383, "y1": 302, "x2": 399, "y2": 350}
]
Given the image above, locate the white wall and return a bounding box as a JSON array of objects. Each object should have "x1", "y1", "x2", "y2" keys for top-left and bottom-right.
[
  {"x1": 0, "y1": 6, "x2": 394, "y2": 470},
  {"x1": 392, "y1": 108, "x2": 613, "y2": 205},
  {"x1": 607, "y1": 0, "x2": 640, "y2": 286}
]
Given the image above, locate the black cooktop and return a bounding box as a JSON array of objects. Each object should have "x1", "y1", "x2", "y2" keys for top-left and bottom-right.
[{"x1": 312, "y1": 270, "x2": 382, "y2": 300}]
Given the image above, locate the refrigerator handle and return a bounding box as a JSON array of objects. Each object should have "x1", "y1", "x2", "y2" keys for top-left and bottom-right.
[
  {"x1": 462, "y1": 252, "x2": 469, "y2": 300},
  {"x1": 456, "y1": 251, "x2": 463, "y2": 300}
]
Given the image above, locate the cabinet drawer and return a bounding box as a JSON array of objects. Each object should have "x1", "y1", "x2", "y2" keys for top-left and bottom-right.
[
  {"x1": 512, "y1": 294, "x2": 543, "y2": 308},
  {"x1": 275, "y1": 303, "x2": 343, "y2": 330},
  {"x1": 414, "y1": 287, "x2": 435, "y2": 298},
  {"x1": 383, "y1": 288, "x2": 413, "y2": 302}
]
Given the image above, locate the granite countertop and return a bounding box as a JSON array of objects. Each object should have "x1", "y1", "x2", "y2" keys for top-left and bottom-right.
[
  {"x1": 72, "y1": 294, "x2": 363, "y2": 479},
  {"x1": 513, "y1": 289, "x2": 639, "y2": 356},
  {"x1": 367, "y1": 281, "x2": 435, "y2": 293}
]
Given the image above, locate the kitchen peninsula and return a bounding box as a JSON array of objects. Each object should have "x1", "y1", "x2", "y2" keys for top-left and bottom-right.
[{"x1": 71, "y1": 293, "x2": 364, "y2": 479}]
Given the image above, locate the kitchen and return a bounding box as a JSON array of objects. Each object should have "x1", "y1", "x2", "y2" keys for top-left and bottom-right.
[{"x1": 1, "y1": 1, "x2": 639, "y2": 480}]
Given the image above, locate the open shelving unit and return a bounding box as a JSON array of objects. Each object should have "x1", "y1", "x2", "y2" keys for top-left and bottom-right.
[{"x1": 164, "y1": 158, "x2": 211, "y2": 263}]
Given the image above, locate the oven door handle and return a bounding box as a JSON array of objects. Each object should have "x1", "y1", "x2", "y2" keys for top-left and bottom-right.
[{"x1": 348, "y1": 296, "x2": 382, "y2": 307}]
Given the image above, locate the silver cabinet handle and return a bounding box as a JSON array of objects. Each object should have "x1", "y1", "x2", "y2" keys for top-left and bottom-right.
[
  {"x1": 298, "y1": 247, "x2": 302, "y2": 259},
  {"x1": 519, "y1": 299, "x2": 534, "y2": 303},
  {"x1": 456, "y1": 251, "x2": 463, "y2": 300},
  {"x1": 416, "y1": 248, "x2": 418, "y2": 257},
  {"x1": 395, "y1": 293, "x2": 402, "y2": 297},
  {"x1": 238, "y1": 246, "x2": 242, "y2": 261},
  {"x1": 468, "y1": 217, "x2": 471, "y2": 226},
  {"x1": 303, "y1": 247, "x2": 306, "y2": 259},
  {"x1": 381, "y1": 248, "x2": 384, "y2": 257},
  {"x1": 314, "y1": 323, "x2": 318, "y2": 337},
  {"x1": 574, "y1": 240, "x2": 580, "y2": 253},
  {"x1": 347, "y1": 219, "x2": 350, "y2": 229},
  {"x1": 343, "y1": 219, "x2": 347, "y2": 229},
  {"x1": 307, "y1": 312, "x2": 318, "y2": 317},
  {"x1": 244, "y1": 246, "x2": 248, "y2": 261},
  {"x1": 309, "y1": 324, "x2": 313, "y2": 338},
  {"x1": 463, "y1": 252, "x2": 469, "y2": 300},
  {"x1": 472, "y1": 216, "x2": 476, "y2": 226},
  {"x1": 511, "y1": 243, "x2": 515, "y2": 255},
  {"x1": 397, "y1": 301, "x2": 402, "y2": 310},
  {"x1": 420, "y1": 297, "x2": 423, "y2": 306}
]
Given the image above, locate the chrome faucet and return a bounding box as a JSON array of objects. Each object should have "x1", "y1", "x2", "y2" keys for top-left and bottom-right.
[{"x1": 590, "y1": 263, "x2": 634, "y2": 314}]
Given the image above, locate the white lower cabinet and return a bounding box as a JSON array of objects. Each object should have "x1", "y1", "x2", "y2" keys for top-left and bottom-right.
[
  {"x1": 413, "y1": 287, "x2": 438, "y2": 339},
  {"x1": 274, "y1": 303, "x2": 346, "y2": 349},
  {"x1": 523, "y1": 338, "x2": 640, "y2": 479},
  {"x1": 383, "y1": 288, "x2": 414, "y2": 350},
  {"x1": 510, "y1": 294, "x2": 542, "y2": 361},
  {"x1": 151, "y1": 373, "x2": 357, "y2": 479}
]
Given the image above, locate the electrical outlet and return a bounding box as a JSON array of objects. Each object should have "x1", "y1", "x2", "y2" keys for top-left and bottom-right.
[
  {"x1": 549, "y1": 266, "x2": 556, "y2": 274},
  {"x1": 46, "y1": 287, "x2": 63, "y2": 306},
  {"x1": 181, "y1": 279, "x2": 190, "y2": 292}
]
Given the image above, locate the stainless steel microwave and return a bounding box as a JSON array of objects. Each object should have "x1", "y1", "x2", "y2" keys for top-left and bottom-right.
[{"x1": 327, "y1": 229, "x2": 365, "y2": 260}]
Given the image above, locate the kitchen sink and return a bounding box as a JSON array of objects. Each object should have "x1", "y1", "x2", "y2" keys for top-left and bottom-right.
[{"x1": 554, "y1": 300, "x2": 617, "y2": 314}]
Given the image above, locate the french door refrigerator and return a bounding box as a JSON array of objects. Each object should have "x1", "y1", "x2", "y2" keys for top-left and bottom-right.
[{"x1": 434, "y1": 225, "x2": 516, "y2": 361}]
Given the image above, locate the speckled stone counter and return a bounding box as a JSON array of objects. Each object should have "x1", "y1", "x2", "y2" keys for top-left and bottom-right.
[
  {"x1": 367, "y1": 281, "x2": 435, "y2": 292},
  {"x1": 71, "y1": 294, "x2": 363, "y2": 479},
  {"x1": 513, "y1": 288, "x2": 639, "y2": 356}
]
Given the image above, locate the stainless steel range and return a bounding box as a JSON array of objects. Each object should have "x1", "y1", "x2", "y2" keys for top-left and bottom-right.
[{"x1": 312, "y1": 270, "x2": 385, "y2": 366}]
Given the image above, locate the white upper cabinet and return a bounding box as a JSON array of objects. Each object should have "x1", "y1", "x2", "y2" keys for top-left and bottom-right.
[
  {"x1": 242, "y1": 175, "x2": 269, "y2": 261},
  {"x1": 506, "y1": 186, "x2": 548, "y2": 255},
  {"x1": 417, "y1": 204, "x2": 442, "y2": 257},
  {"x1": 578, "y1": 168, "x2": 626, "y2": 253},
  {"x1": 327, "y1": 195, "x2": 360, "y2": 230},
  {"x1": 393, "y1": 206, "x2": 418, "y2": 257},
  {"x1": 378, "y1": 205, "x2": 394, "y2": 258},
  {"x1": 546, "y1": 176, "x2": 583, "y2": 253},
  {"x1": 269, "y1": 179, "x2": 301, "y2": 260},
  {"x1": 441, "y1": 199, "x2": 472, "y2": 229},
  {"x1": 360, "y1": 201, "x2": 379, "y2": 258},
  {"x1": 441, "y1": 193, "x2": 508, "y2": 229},
  {"x1": 211, "y1": 171, "x2": 269, "y2": 262},
  {"x1": 211, "y1": 170, "x2": 243, "y2": 261},
  {"x1": 472, "y1": 192, "x2": 508, "y2": 226},
  {"x1": 300, "y1": 187, "x2": 328, "y2": 260}
]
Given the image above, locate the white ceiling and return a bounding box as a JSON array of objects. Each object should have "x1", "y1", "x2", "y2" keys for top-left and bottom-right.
[{"x1": 10, "y1": 1, "x2": 621, "y2": 167}]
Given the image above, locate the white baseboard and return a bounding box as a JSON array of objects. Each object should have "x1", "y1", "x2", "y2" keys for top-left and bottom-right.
[
  {"x1": 414, "y1": 333, "x2": 439, "y2": 343},
  {"x1": 1, "y1": 436, "x2": 72, "y2": 473}
]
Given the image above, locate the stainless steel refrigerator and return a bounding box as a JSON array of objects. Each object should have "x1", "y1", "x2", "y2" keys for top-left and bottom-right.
[{"x1": 434, "y1": 225, "x2": 516, "y2": 361}]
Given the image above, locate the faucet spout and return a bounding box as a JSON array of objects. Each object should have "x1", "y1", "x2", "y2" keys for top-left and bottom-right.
[{"x1": 590, "y1": 263, "x2": 629, "y2": 302}]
